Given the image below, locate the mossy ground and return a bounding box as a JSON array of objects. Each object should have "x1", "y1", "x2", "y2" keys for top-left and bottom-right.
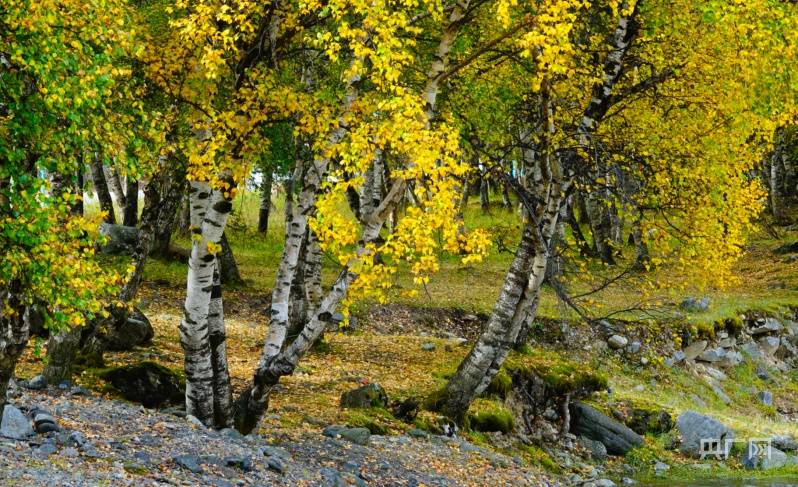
[{"x1": 17, "y1": 191, "x2": 798, "y2": 482}]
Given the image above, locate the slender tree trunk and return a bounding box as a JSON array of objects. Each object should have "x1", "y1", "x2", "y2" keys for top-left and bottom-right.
[
  {"x1": 258, "y1": 172, "x2": 273, "y2": 234},
  {"x1": 90, "y1": 157, "x2": 116, "y2": 224},
  {"x1": 181, "y1": 179, "x2": 234, "y2": 426},
  {"x1": 0, "y1": 284, "x2": 31, "y2": 410},
  {"x1": 771, "y1": 128, "x2": 788, "y2": 222},
  {"x1": 208, "y1": 262, "x2": 233, "y2": 428},
  {"x1": 479, "y1": 174, "x2": 490, "y2": 212},
  {"x1": 105, "y1": 166, "x2": 127, "y2": 212},
  {"x1": 122, "y1": 178, "x2": 139, "y2": 227},
  {"x1": 73, "y1": 165, "x2": 84, "y2": 216}
]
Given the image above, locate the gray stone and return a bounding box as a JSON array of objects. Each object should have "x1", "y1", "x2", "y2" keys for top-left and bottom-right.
[
  {"x1": 570, "y1": 402, "x2": 643, "y2": 455},
  {"x1": 654, "y1": 461, "x2": 670, "y2": 476},
  {"x1": 608, "y1": 335, "x2": 629, "y2": 350},
  {"x1": 757, "y1": 390, "x2": 773, "y2": 406},
  {"x1": 62, "y1": 447, "x2": 79, "y2": 457},
  {"x1": 718, "y1": 337, "x2": 736, "y2": 348},
  {"x1": 675, "y1": 411, "x2": 734, "y2": 458},
  {"x1": 261, "y1": 445, "x2": 291, "y2": 460},
  {"x1": 408, "y1": 428, "x2": 429, "y2": 438},
  {"x1": 683, "y1": 340, "x2": 708, "y2": 361},
  {"x1": 758, "y1": 336, "x2": 781, "y2": 357},
  {"x1": 702, "y1": 366, "x2": 727, "y2": 382},
  {"x1": 421, "y1": 342, "x2": 436, "y2": 351},
  {"x1": 626, "y1": 341, "x2": 642, "y2": 354},
  {"x1": 698, "y1": 347, "x2": 726, "y2": 363},
  {"x1": 105, "y1": 307, "x2": 154, "y2": 351},
  {"x1": 1, "y1": 405, "x2": 33, "y2": 439},
  {"x1": 743, "y1": 445, "x2": 788, "y2": 469},
  {"x1": 667, "y1": 350, "x2": 686, "y2": 366},
  {"x1": 750, "y1": 318, "x2": 783, "y2": 336},
  {"x1": 578, "y1": 435, "x2": 608, "y2": 462},
  {"x1": 23, "y1": 374, "x2": 47, "y2": 390},
  {"x1": 621, "y1": 478, "x2": 636, "y2": 485},
  {"x1": 186, "y1": 415, "x2": 205, "y2": 428},
  {"x1": 772, "y1": 435, "x2": 798, "y2": 451},
  {"x1": 174, "y1": 454, "x2": 203, "y2": 473},
  {"x1": 266, "y1": 456, "x2": 286, "y2": 474},
  {"x1": 35, "y1": 442, "x2": 58, "y2": 457},
  {"x1": 718, "y1": 351, "x2": 743, "y2": 368},
  {"x1": 340, "y1": 383, "x2": 388, "y2": 409},
  {"x1": 741, "y1": 341, "x2": 764, "y2": 361},
  {"x1": 756, "y1": 364, "x2": 771, "y2": 380},
  {"x1": 32, "y1": 410, "x2": 58, "y2": 433},
  {"x1": 99, "y1": 223, "x2": 138, "y2": 254},
  {"x1": 595, "y1": 480, "x2": 616, "y2": 487},
  {"x1": 680, "y1": 297, "x2": 710, "y2": 312}
]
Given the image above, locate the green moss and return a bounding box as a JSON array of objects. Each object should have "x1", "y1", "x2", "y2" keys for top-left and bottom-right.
[
  {"x1": 422, "y1": 387, "x2": 446, "y2": 411},
  {"x1": 504, "y1": 348, "x2": 607, "y2": 395},
  {"x1": 342, "y1": 408, "x2": 397, "y2": 435},
  {"x1": 483, "y1": 368, "x2": 513, "y2": 399},
  {"x1": 466, "y1": 401, "x2": 514, "y2": 433},
  {"x1": 518, "y1": 443, "x2": 561, "y2": 473}
]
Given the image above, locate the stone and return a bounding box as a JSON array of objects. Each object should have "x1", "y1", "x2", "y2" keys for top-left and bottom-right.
[
  {"x1": 608, "y1": 335, "x2": 628, "y2": 350},
  {"x1": 23, "y1": 374, "x2": 47, "y2": 390},
  {"x1": 626, "y1": 341, "x2": 642, "y2": 354},
  {"x1": 98, "y1": 223, "x2": 138, "y2": 254},
  {"x1": 718, "y1": 351, "x2": 743, "y2": 368},
  {"x1": 104, "y1": 308, "x2": 155, "y2": 351},
  {"x1": 322, "y1": 425, "x2": 370, "y2": 445},
  {"x1": 756, "y1": 364, "x2": 771, "y2": 380},
  {"x1": 680, "y1": 297, "x2": 710, "y2": 312},
  {"x1": 569, "y1": 402, "x2": 643, "y2": 455},
  {"x1": 100, "y1": 361, "x2": 184, "y2": 408},
  {"x1": 36, "y1": 442, "x2": 58, "y2": 457},
  {"x1": 750, "y1": 318, "x2": 783, "y2": 336},
  {"x1": 340, "y1": 384, "x2": 388, "y2": 409},
  {"x1": 225, "y1": 456, "x2": 253, "y2": 472},
  {"x1": 718, "y1": 337, "x2": 735, "y2": 348},
  {"x1": 771, "y1": 436, "x2": 798, "y2": 451},
  {"x1": 578, "y1": 436, "x2": 608, "y2": 462},
  {"x1": 675, "y1": 411, "x2": 734, "y2": 458},
  {"x1": 627, "y1": 407, "x2": 673, "y2": 435},
  {"x1": 186, "y1": 415, "x2": 205, "y2": 428},
  {"x1": 757, "y1": 390, "x2": 773, "y2": 406},
  {"x1": 32, "y1": 410, "x2": 58, "y2": 433},
  {"x1": 682, "y1": 340, "x2": 708, "y2": 361},
  {"x1": 266, "y1": 456, "x2": 286, "y2": 474},
  {"x1": 421, "y1": 342, "x2": 436, "y2": 351},
  {"x1": 697, "y1": 347, "x2": 726, "y2": 363},
  {"x1": 621, "y1": 478, "x2": 636, "y2": 485},
  {"x1": 594, "y1": 480, "x2": 616, "y2": 487},
  {"x1": 408, "y1": 428, "x2": 429, "y2": 438},
  {"x1": 741, "y1": 341, "x2": 764, "y2": 361},
  {"x1": 702, "y1": 366, "x2": 727, "y2": 382},
  {"x1": 709, "y1": 381, "x2": 731, "y2": 405},
  {"x1": 758, "y1": 336, "x2": 781, "y2": 357},
  {"x1": 1, "y1": 405, "x2": 33, "y2": 439},
  {"x1": 174, "y1": 454, "x2": 203, "y2": 473},
  {"x1": 653, "y1": 461, "x2": 670, "y2": 476},
  {"x1": 743, "y1": 445, "x2": 788, "y2": 469}
]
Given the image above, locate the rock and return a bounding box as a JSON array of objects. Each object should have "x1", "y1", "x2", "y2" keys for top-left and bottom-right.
[
  {"x1": 718, "y1": 351, "x2": 743, "y2": 368},
  {"x1": 621, "y1": 478, "x2": 636, "y2": 485},
  {"x1": 225, "y1": 456, "x2": 253, "y2": 472},
  {"x1": 340, "y1": 384, "x2": 388, "y2": 409},
  {"x1": 322, "y1": 425, "x2": 370, "y2": 445},
  {"x1": 262, "y1": 445, "x2": 291, "y2": 460},
  {"x1": 702, "y1": 366, "x2": 727, "y2": 382},
  {"x1": 675, "y1": 411, "x2": 734, "y2": 458},
  {"x1": 186, "y1": 415, "x2": 205, "y2": 428},
  {"x1": 408, "y1": 428, "x2": 428, "y2": 438},
  {"x1": 653, "y1": 461, "x2": 670, "y2": 476},
  {"x1": 771, "y1": 435, "x2": 798, "y2": 451},
  {"x1": 570, "y1": 402, "x2": 643, "y2": 455},
  {"x1": 718, "y1": 337, "x2": 736, "y2": 348},
  {"x1": 578, "y1": 436, "x2": 608, "y2": 462},
  {"x1": 31, "y1": 409, "x2": 59, "y2": 433},
  {"x1": 626, "y1": 341, "x2": 642, "y2": 354},
  {"x1": 757, "y1": 390, "x2": 773, "y2": 406},
  {"x1": 62, "y1": 447, "x2": 79, "y2": 457},
  {"x1": 23, "y1": 374, "x2": 47, "y2": 390},
  {"x1": 98, "y1": 223, "x2": 138, "y2": 254},
  {"x1": 627, "y1": 407, "x2": 673, "y2": 435},
  {"x1": 608, "y1": 335, "x2": 628, "y2": 350},
  {"x1": 709, "y1": 381, "x2": 731, "y2": 405},
  {"x1": 758, "y1": 336, "x2": 781, "y2": 357},
  {"x1": 756, "y1": 364, "x2": 771, "y2": 380},
  {"x1": 743, "y1": 444, "x2": 788, "y2": 469},
  {"x1": 174, "y1": 454, "x2": 203, "y2": 473},
  {"x1": 698, "y1": 347, "x2": 726, "y2": 363},
  {"x1": 36, "y1": 442, "x2": 58, "y2": 457},
  {"x1": 1, "y1": 405, "x2": 33, "y2": 439},
  {"x1": 421, "y1": 342, "x2": 436, "y2": 351},
  {"x1": 741, "y1": 341, "x2": 764, "y2": 361},
  {"x1": 266, "y1": 456, "x2": 286, "y2": 474},
  {"x1": 100, "y1": 362, "x2": 184, "y2": 408},
  {"x1": 690, "y1": 394, "x2": 707, "y2": 409},
  {"x1": 65, "y1": 431, "x2": 87, "y2": 447},
  {"x1": 750, "y1": 318, "x2": 783, "y2": 336},
  {"x1": 774, "y1": 241, "x2": 798, "y2": 254},
  {"x1": 682, "y1": 340, "x2": 708, "y2": 361},
  {"x1": 595, "y1": 480, "x2": 616, "y2": 487},
  {"x1": 105, "y1": 308, "x2": 155, "y2": 351},
  {"x1": 680, "y1": 297, "x2": 710, "y2": 312}
]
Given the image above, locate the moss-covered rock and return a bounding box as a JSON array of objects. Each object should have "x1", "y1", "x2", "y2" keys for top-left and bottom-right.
[
  {"x1": 466, "y1": 401, "x2": 515, "y2": 433},
  {"x1": 504, "y1": 349, "x2": 608, "y2": 396}
]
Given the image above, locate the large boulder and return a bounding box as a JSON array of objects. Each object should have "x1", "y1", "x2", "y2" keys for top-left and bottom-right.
[
  {"x1": 105, "y1": 308, "x2": 155, "y2": 351},
  {"x1": 99, "y1": 223, "x2": 138, "y2": 254},
  {"x1": 1, "y1": 405, "x2": 33, "y2": 439},
  {"x1": 340, "y1": 384, "x2": 388, "y2": 409},
  {"x1": 675, "y1": 411, "x2": 734, "y2": 458},
  {"x1": 101, "y1": 362, "x2": 184, "y2": 408},
  {"x1": 569, "y1": 402, "x2": 643, "y2": 455}
]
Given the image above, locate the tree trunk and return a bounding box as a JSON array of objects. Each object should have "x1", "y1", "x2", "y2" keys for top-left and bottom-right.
[
  {"x1": 122, "y1": 178, "x2": 139, "y2": 227},
  {"x1": 105, "y1": 166, "x2": 127, "y2": 211},
  {"x1": 90, "y1": 157, "x2": 116, "y2": 224},
  {"x1": 208, "y1": 262, "x2": 233, "y2": 428},
  {"x1": 219, "y1": 232, "x2": 243, "y2": 285},
  {"x1": 181, "y1": 180, "x2": 234, "y2": 426},
  {"x1": 0, "y1": 285, "x2": 31, "y2": 411},
  {"x1": 73, "y1": 165, "x2": 84, "y2": 216},
  {"x1": 771, "y1": 128, "x2": 788, "y2": 222},
  {"x1": 42, "y1": 327, "x2": 82, "y2": 384},
  {"x1": 479, "y1": 175, "x2": 490, "y2": 212},
  {"x1": 257, "y1": 171, "x2": 273, "y2": 234}
]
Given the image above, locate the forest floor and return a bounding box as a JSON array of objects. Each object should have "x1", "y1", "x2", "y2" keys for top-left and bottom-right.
[{"x1": 8, "y1": 194, "x2": 798, "y2": 486}]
